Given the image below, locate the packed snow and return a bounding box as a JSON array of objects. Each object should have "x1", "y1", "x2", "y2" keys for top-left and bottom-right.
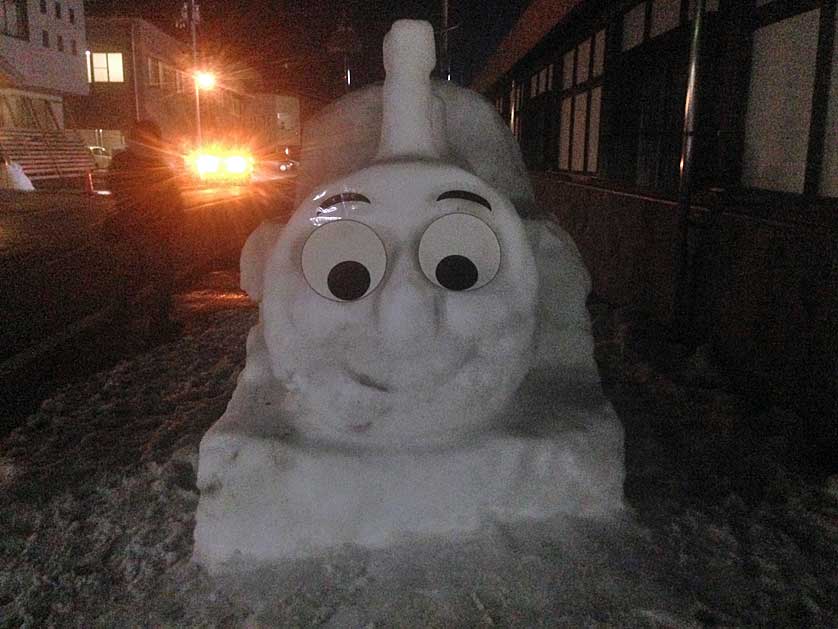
[
  {"x1": 194, "y1": 20, "x2": 622, "y2": 569},
  {"x1": 0, "y1": 161, "x2": 34, "y2": 192},
  {"x1": 0, "y1": 269, "x2": 836, "y2": 626}
]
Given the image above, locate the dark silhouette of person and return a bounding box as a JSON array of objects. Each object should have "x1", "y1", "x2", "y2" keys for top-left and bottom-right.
[{"x1": 107, "y1": 119, "x2": 185, "y2": 340}]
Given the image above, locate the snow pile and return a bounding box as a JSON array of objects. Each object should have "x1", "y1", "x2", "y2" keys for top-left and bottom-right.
[
  {"x1": 0, "y1": 161, "x2": 35, "y2": 191},
  {"x1": 194, "y1": 19, "x2": 623, "y2": 570}
]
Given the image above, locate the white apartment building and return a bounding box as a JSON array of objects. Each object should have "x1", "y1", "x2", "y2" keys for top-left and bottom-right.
[{"x1": 0, "y1": 0, "x2": 88, "y2": 130}]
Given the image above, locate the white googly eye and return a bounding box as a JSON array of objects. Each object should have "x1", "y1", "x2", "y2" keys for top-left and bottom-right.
[
  {"x1": 418, "y1": 213, "x2": 501, "y2": 291},
  {"x1": 301, "y1": 220, "x2": 387, "y2": 301}
]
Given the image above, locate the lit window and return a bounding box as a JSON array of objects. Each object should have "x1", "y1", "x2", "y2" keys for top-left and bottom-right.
[
  {"x1": 107, "y1": 53, "x2": 124, "y2": 82},
  {"x1": 89, "y1": 52, "x2": 125, "y2": 83},
  {"x1": 85, "y1": 50, "x2": 91, "y2": 82}
]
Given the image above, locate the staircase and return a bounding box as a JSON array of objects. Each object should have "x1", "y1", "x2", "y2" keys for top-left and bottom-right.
[{"x1": 0, "y1": 128, "x2": 95, "y2": 184}]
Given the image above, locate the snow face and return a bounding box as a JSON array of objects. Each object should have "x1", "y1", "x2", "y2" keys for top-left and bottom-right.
[
  {"x1": 194, "y1": 19, "x2": 624, "y2": 569},
  {"x1": 260, "y1": 162, "x2": 537, "y2": 448}
]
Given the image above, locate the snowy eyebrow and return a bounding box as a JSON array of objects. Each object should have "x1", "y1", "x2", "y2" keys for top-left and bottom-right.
[
  {"x1": 436, "y1": 190, "x2": 492, "y2": 211},
  {"x1": 318, "y1": 193, "x2": 371, "y2": 209}
]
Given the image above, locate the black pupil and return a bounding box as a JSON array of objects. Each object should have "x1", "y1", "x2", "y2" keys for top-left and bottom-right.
[
  {"x1": 436, "y1": 255, "x2": 478, "y2": 291},
  {"x1": 328, "y1": 260, "x2": 371, "y2": 301}
]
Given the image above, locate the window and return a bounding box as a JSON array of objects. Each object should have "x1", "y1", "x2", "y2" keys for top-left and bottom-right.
[
  {"x1": 71, "y1": 39, "x2": 76, "y2": 55},
  {"x1": 57, "y1": 34, "x2": 63, "y2": 52},
  {"x1": 622, "y1": 3, "x2": 645, "y2": 51},
  {"x1": 147, "y1": 57, "x2": 162, "y2": 86},
  {"x1": 508, "y1": 80, "x2": 523, "y2": 139},
  {"x1": 68, "y1": 7, "x2": 74, "y2": 23},
  {"x1": 1, "y1": 94, "x2": 36, "y2": 127},
  {"x1": 623, "y1": 0, "x2": 720, "y2": 51},
  {"x1": 742, "y1": 10, "x2": 819, "y2": 194},
  {"x1": 529, "y1": 65, "x2": 552, "y2": 99},
  {"x1": 40, "y1": 0, "x2": 46, "y2": 13},
  {"x1": 54, "y1": 1, "x2": 60, "y2": 19},
  {"x1": 30, "y1": 98, "x2": 58, "y2": 130},
  {"x1": 88, "y1": 52, "x2": 125, "y2": 83},
  {"x1": 1, "y1": 0, "x2": 28, "y2": 39},
  {"x1": 821, "y1": 14, "x2": 838, "y2": 196},
  {"x1": 557, "y1": 29, "x2": 606, "y2": 174},
  {"x1": 42, "y1": 29, "x2": 49, "y2": 47},
  {"x1": 161, "y1": 64, "x2": 176, "y2": 90},
  {"x1": 740, "y1": 5, "x2": 836, "y2": 198}
]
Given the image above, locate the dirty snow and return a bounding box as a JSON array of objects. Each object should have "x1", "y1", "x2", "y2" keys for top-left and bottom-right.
[{"x1": 0, "y1": 270, "x2": 836, "y2": 627}]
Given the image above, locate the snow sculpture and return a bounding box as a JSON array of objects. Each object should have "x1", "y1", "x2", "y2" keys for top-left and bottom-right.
[
  {"x1": 0, "y1": 160, "x2": 35, "y2": 191},
  {"x1": 194, "y1": 20, "x2": 624, "y2": 574}
]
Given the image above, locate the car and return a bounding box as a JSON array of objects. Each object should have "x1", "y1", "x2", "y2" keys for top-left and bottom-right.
[
  {"x1": 277, "y1": 159, "x2": 297, "y2": 174},
  {"x1": 184, "y1": 145, "x2": 255, "y2": 186},
  {"x1": 88, "y1": 146, "x2": 112, "y2": 170}
]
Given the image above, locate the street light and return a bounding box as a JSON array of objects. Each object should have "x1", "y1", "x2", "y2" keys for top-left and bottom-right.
[{"x1": 194, "y1": 70, "x2": 215, "y2": 144}]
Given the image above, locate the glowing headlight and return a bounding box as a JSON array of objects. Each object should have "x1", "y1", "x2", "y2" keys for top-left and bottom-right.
[
  {"x1": 196, "y1": 154, "x2": 220, "y2": 176},
  {"x1": 225, "y1": 155, "x2": 249, "y2": 174}
]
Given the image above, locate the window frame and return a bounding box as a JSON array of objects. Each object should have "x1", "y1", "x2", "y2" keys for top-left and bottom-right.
[
  {"x1": 734, "y1": 0, "x2": 837, "y2": 202},
  {"x1": 87, "y1": 51, "x2": 125, "y2": 83},
  {"x1": 555, "y1": 28, "x2": 607, "y2": 176},
  {"x1": 1, "y1": 0, "x2": 29, "y2": 39}
]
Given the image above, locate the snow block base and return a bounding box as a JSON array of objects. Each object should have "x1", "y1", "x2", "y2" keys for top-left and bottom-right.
[{"x1": 193, "y1": 401, "x2": 624, "y2": 574}]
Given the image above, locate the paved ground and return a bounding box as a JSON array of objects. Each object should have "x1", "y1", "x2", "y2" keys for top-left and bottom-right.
[{"x1": 0, "y1": 184, "x2": 293, "y2": 409}]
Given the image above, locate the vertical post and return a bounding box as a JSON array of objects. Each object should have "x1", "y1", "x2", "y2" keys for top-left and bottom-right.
[
  {"x1": 673, "y1": 0, "x2": 705, "y2": 340},
  {"x1": 190, "y1": 0, "x2": 201, "y2": 144},
  {"x1": 441, "y1": 0, "x2": 450, "y2": 80},
  {"x1": 130, "y1": 21, "x2": 141, "y2": 121}
]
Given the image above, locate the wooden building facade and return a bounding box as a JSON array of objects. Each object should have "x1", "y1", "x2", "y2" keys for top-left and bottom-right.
[{"x1": 475, "y1": 0, "x2": 837, "y2": 450}]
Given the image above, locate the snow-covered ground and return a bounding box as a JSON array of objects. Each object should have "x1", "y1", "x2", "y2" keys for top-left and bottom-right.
[{"x1": 0, "y1": 270, "x2": 835, "y2": 627}]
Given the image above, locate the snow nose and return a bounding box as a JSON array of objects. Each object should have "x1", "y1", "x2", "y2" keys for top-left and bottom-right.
[{"x1": 374, "y1": 249, "x2": 443, "y2": 343}]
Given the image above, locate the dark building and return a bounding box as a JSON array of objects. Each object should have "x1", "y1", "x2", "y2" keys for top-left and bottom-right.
[{"x1": 475, "y1": 0, "x2": 837, "y2": 449}]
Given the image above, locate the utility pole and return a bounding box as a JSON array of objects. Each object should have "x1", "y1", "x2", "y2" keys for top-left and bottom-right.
[
  {"x1": 441, "y1": 0, "x2": 450, "y2": 80},
  {"x1": 178, "y1": 1, "x2": 203, "y2": 144},
  {"x1": 673, "y1": 0, "x2": 706, "y2": 343}
]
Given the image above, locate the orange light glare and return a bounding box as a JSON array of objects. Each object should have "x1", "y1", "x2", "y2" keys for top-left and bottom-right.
[
  {"x1": 195, "y1": 71, "x2": 216, "y2": 90},
  {"x1": 196, "y1": 153, "x2": 220, "y2": 176},
  {"x1": 225, "y1": 155, "x2": 249, "y2": 174},
  {"x1": 187, "y1": 146, "x2": 254, "y2": 182}
]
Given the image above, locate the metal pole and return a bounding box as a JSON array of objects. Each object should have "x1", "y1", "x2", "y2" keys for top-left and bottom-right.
[
  {"x1": 195, "y1": 83, "x2": 202, "y2": 145},
  {"x1": 191, "y1": 0, "x2": 201, "y2": 144},
  {"x1": 441, "y1": 0, "x2": 450, "y2": 80},
  {"x1": 673, "y1": 0, "x2": 705, "y2": 339}
]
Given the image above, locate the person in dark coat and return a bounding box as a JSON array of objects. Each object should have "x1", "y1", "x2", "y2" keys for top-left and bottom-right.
[{"x1": 107, "y1": 119, "x2": 185, "y2": 339}]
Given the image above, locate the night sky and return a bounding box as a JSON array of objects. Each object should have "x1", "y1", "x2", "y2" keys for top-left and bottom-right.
[{"x1": 83, "y1": 0, "x2": 531, "y2": 97}]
